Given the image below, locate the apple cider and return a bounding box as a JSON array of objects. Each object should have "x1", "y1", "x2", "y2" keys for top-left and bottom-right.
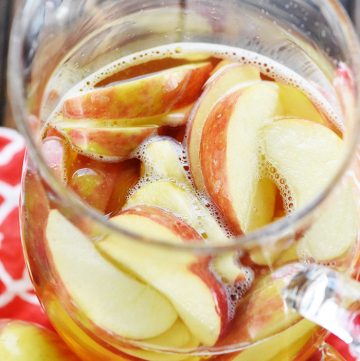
[{"x1": 21, "y1": 43, "x2": 358, "y2": 361}]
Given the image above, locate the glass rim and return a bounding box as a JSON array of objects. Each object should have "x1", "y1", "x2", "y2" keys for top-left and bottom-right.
[{"x1": 8, "y1": 0, "x2": 360, "y2": 253}]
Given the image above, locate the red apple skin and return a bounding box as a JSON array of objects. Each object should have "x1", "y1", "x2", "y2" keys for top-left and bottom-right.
[
  {"x1": 63, "y1": 126, "x2": 157, "y2": 161},
  {"x1": 200, "y1": 89, "x2": 244, "y2": 235},
  {"x1": 190, "y1": 258, "x2": 230, "y2": 338},
  {"x1": 41, "y1": 136, "x2": 72, "y2": 182},
  {"x1": 63, "y1": 63, "x2": 213, "y2": 119}
]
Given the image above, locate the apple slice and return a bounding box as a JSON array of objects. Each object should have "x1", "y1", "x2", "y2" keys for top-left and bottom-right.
[
  {"x1": 261, "y1": 119, "x2": 357, "y2": 261},
  {"x1": 45, "y1": 209, "x2": 177, "y2": 340},
  {"x1": 53, "y1": 104, "x2": 193, "y2": 128},
  {"x1": 187, "y1": 63, "x2": 261, "y2": 192},
  {"x1": 278, "y1": 84, "x2": 327, "y2": 125},
  {"x1": 200, "y1": 82, "x2": 281, "y2": 234},
  {"x1": 214, "y1": 320, "x2": 316, "y2": 361},
  {"x1": 70, "y1": 167, "x2": 116, "y2": 213},
  {"x1": 63, "y1": 62, "x2": 212, "y2": 119},
  {"x1": 41, "y1": 136, "x2": 75, "y2": 182},
  {"x1": 214, "y1": 268, "x2": 303, "y2": 353},
  {"x1": 139, "y1": 137, "x2": 190, "y2": 185},
  {"x1": 125, "y1": 180, "x2": 227, "y2": 241},
  {"x1": 97, "y1": 205, "x2": 228, "y2": 346},
  {"x1": 67, "y1": 156, "x2": 127, "y2": 213},
  {"x1": 55, "y1": 120, "x2": 158, "y2": 161},
  {"x1": 0, "y1": 320, "x2": 80, "y2": 361},
  {"x1": 120, "y1": 320, "x2": 199, "y2": 361},
  {"x1": 47, "y1": 297, "x2": 200, "y2": 361}
]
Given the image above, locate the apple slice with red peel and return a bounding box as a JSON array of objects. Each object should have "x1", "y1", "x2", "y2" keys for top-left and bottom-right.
[
  {"x1": 98, "y1": 205, "x2": 228, "y2": 346},
  {"x1": 63, "y1": 62, "x2": 212, "y2": 119},
  {"x1": 68, "y1": 157, "x2": 124, "y2": 213},
  {"x1": 297, "y1": 184, "x2": 358, "y2": 261},
  {"x1": 0, "y1": 320, "x2": 80, "y2": 361},
  {"x1": 70, "y1": 167, "x2": 116, "y2": 213},
  {"x1": 261, "y1": 119, "x2": 357, "y2": 261},
  {"x1": 41, "y1": 136, "x2": 75, "y2": 182},
  {"x1": 55, "y1": 120, "x2": 158, "y2": 161},
  {"x1": 54, "y1": 104, "x2": 193, "y2": 128},
  {"x1": 187, "y1": 63, "x2": 261, "y2": 192},
  {"x1": 215, "y1": 268, "x2": 303, "y2": 353},
  {"x1": 125, "y1": 180, "x2": 227, "y2": 241},
  {"x1": 46, "y1": 209, "x2": 177, "y2": 340},
  {"x1": 200, "y1": 82, "x2": 281, "y2": 235}
]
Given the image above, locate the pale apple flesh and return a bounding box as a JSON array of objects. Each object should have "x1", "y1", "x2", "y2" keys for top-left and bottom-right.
[
  {"x1": 278, "y1": 84, "x2": 327, "y2": 126},
  {"x1": 0, "y1": 320, "x2": 80, "y2": 361},
  {"x1": 200, "y1": 82, "x2": 281, "y2": 235},
  {"x1": 213, "y1": 269, "x2": 304, "y2": 355},
  {"x1": 139, "y1": 137, "x2": 190, "y2": 186},
  {"x1": 63, "y1": 62, "x2": 213, "y2": 119},
  {"x1": 97, "y1": 205, "x2": 230, "y2": 346},
  {"x1": 46, "y1": 209, "x2": 177, "y2": 340},
  {"x1": 261, "y1": 119, "x2": 357, "y2": 261},
  {"x1": 187, "y1": 63, "x2": 261, "y2": 192},
  {"x1": 119, "y1": 320, "x2": 200, "y2": 361},
  {"x1": 125, "y1": 179, "x2": 227, "y2": 241}
]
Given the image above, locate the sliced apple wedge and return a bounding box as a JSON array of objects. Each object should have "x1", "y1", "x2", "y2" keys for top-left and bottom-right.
[
  {"x1": 63, "y1": 62, "x2": 212, "y2": 119},
  {"x1": 55, "y1": 121, "x2": 157, "y2": 161},
  {"x1": 0, "y1": 320, "x2": 80, "y2": 361},
  {"x1": 46, "y1": 210, "x2": 177, "y2": 340},
  {"x1": 215, "y1": 269, "x2": 303, "y2": 351},
  {"x1": 70, "y1": 167, "x2": 116, "y2": 213},
  {"x1": 261, "y1": 119, "x2": 357, "y2": 261},
  {"x1": 297, "y1": 184, "x2": 358, "y2": 261},
  {"x1": 200, "y1": 82, "x2": 281, "y2": 234},
  {"x1": 41, "y1": 136, "x2": 74, "y2": 182},
  {"x1": 278, "y1": 84, "x2": 327, "y2": 125},
  {"x1": 120, "y1": 320, "x2": 199, "y2": 361},
  {"x1": 139, "y1": 137, "x2": 190, "y2": 185},
  {"x1": 125, "y1": 180, "x2": 227, "y2": 241},
  {"x1": 97, "y1": 205, "x2": 229, "y2": 346},
  {"x1": 187, "y1": 63, "x2": 261, "y2": 192}
]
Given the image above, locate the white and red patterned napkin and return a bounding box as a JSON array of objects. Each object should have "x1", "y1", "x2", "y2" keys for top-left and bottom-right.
[
  {"x1": 0, "y1": 126, "x2": 355, "y2": 360},
  {"x1": 0, "y1": 127, "x2": 50, "y2": 327}
]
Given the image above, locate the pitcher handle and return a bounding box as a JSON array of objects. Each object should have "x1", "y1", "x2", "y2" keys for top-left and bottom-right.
[{"x1": 282, "y1": 263, "x2": 360, "y2": 360}]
